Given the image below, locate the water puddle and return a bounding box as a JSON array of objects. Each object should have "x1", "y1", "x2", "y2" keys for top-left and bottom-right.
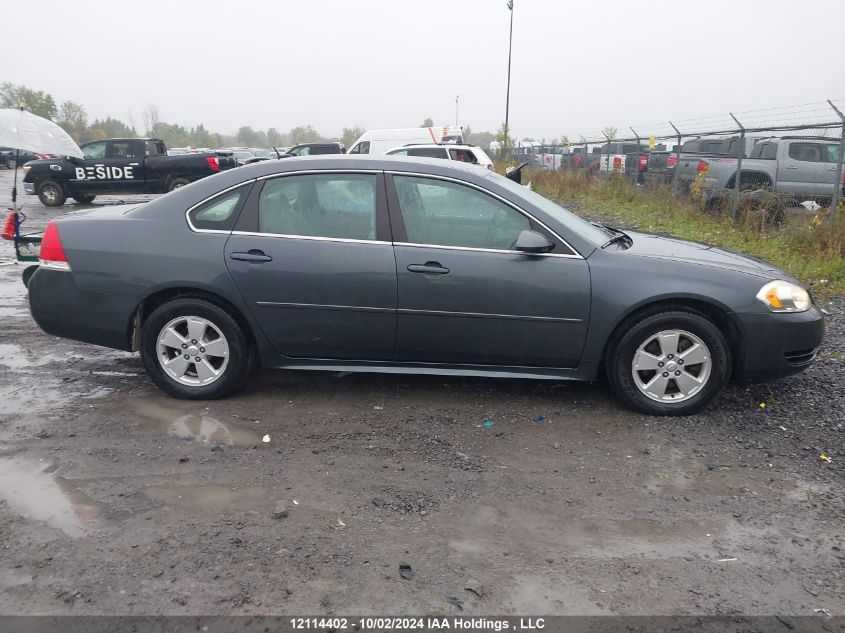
[
  {"x1": 131, "y1": 400, "x2": 261, "y2": 446},
  {"x1": 145, "y1": 484, "x2": 272, "y2": 512},
  {"x1": 0, "y1": 343, "x2": 39, "y2": 370},
  {"x1": 443, "y1": 503, "x2": 736, "y2": 561},
  {"x1": 0, "y1": 456, "x2": 101, "y2": 537}
]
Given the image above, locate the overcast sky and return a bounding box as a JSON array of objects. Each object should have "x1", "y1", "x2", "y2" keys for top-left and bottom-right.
[{"x1": 7, "y1": 0, "x2": 844, "y2": 140}]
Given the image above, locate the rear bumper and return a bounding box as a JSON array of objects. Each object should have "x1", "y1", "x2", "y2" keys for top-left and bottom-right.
[
  {"x1": 28, "y1": 267, "x2": 135, "y2": 351},
  {"x1": 734, "y1": 306, "x2": 825, "y2": 383}
]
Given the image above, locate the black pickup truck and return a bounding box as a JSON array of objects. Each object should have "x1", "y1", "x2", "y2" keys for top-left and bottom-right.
[{"x1": 22, "y1": 138, "x2": 236, "y2": 206}]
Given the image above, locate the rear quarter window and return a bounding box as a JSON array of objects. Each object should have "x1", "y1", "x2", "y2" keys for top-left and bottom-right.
[{"x1": 188, "y1": 186, "x2": 249, "y2": 231}]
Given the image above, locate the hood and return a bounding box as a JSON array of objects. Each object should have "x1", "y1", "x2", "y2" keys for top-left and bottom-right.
[{"x1": 617, "y1": 230, "x2": 792, "y2": 281}]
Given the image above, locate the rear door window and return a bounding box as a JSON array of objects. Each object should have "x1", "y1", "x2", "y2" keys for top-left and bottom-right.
[
  {"x1": 257, "y1": 173, "x2": 377, "y2": 240},
  {"x1": 788, "y1": 143, "x2": 824, "y2": 162},
  {"x1": 449, "y1": 148, "x2": 477, "y2": 163},
  {"x1": 108, "y1": 141, "x2": 139, "y2": 159},
  {"x1": 406, "y1": 147, "x2": 448, "y2": 159}
]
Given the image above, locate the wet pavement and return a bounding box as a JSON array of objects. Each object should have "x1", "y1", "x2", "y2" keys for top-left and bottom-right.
[{"x1": 0, "y1": 168, "x2": 843, "y2": 616}]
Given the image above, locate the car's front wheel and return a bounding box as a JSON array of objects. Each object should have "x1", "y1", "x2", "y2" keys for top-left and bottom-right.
[
  {"x1": 37, "y1": 180, "x2": 66, "y2": 207},
  {"x1": 608, "y1": 310, "x2": 729, "y2": 416},
  {"x1": 72, "y1": 194, "x2": 96, "y2": 204},
  {"x1": 140, "y1": 298, "x2": 254, "y2": 399}
]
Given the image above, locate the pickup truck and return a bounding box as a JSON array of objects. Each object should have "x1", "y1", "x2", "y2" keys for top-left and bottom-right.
[
  {"x1": 673, "y1": 136, "x2": 760, "y2": 191},
  {"x1": 694, "y1": 137, "x2": 844, "y2": 203},
  {"x1": 22, "y1": 138, "x2": 237, "y2": 206},
  {"x1": 598, "y1": 142, "x2": 646, "y2": 176}
]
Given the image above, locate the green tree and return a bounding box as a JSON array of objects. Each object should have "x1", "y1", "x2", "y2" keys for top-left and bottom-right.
[
  {"x1": 90, "y1": 117, "x2": 136, "y2": 139},
  {"x1": 341, "y1": 126, "x2": 365, "y2": 148},
  {"x1": 0, "y1": 82, "x2": 57, "y2": 119},
  {"x1": 267, "y1": 127, "x2": 287, "y2": 148},
  {"x1": 464, "y1": 128, "x2": 496, "y2": 149},
  {"x1": 420, "y1": 117, "x2": 434, "y2": 128},
  {"x1": 289, "y1": 125, "x2": 323, "y2": 144},
  {"x1": 496, "y1": 122, "x2": 515, "y2": 155},
  {"x1": 190, "y1": 123, "x2": 215, "y2": 148},
  {"x1": 236, "y1": 126, "x2": 262, "y2": 146},
  {"x1": 56, "y1": 100, "x2": 88, "y2": 142}
]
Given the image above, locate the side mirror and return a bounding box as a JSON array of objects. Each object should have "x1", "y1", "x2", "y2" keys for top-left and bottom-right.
[{"x1": 514, "y1": 230, "x2": 554, "y2": 254}]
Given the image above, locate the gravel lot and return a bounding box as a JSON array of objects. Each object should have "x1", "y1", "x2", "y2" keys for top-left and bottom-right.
[{"x1": 0, "y1": 168, "x2": 842, "y2": 617}]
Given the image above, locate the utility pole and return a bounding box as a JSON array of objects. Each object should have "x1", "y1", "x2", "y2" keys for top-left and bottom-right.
[
  {"x1": 455, "y1": 95, "x2": 459, "y2": 127},
  {"x1": 504, "y1": 0, "x2": 514, "y2": 155}
]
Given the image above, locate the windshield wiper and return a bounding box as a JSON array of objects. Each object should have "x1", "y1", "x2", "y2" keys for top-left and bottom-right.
[{"x1": 601, "y1": 228, "x2": 633, "y2": 249}]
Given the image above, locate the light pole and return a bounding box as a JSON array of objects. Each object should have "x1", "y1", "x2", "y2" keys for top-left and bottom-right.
[
  {"x1": 455, "y1": 94, "x2": 459, "y2": 127},
  {"x1": 504, "y1": 0, "x2": 514, "y2": 155}
]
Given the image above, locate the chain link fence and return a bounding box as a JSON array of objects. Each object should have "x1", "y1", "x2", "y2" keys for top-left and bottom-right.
[{"x1": 501, "y1": 99, "x2": 845, "y2": 222}]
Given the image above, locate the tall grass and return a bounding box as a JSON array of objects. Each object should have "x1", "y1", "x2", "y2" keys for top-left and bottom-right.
[{"x1": 515, "y1": 167, "x2": 845, "y2": 296}]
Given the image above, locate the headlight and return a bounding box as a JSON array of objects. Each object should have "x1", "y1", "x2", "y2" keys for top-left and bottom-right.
[
  {"x1": 22, "y1": 165, "x2": 31, "y2": 174},
  {"x1": 756, "y1": 280, "x2": 811, "y2": 313}
]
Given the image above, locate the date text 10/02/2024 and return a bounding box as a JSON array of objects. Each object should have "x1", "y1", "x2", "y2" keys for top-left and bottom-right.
[{"x1": 290, "y1": 617, "x2": 546, "y2": 630}]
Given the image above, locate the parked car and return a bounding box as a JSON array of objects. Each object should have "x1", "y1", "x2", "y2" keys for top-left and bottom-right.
[
  {"x1": 348, "y1": 127, "x2": 461, "y2": 155},
  {"x1": 568, "y1": 146, "x2": 603, "y2": 173},
  {"x1": 385, "y1": 143, "x2": 494, "y2": 169},
  {"x1": 22, "y1": 138, "x2": 237, "y2": 206},
  {"x1": 674, "y1": 136, "x2": 761, "y2": 191},
  {"x1": 599, "y1": 143, "x2": 647, "y2": 176},
  {"x1": 26, "y1": 156, "x2": 823, "y2": 415},
  {"x1": 284, "y1": 143, "x2": 346, "y2": 156},
  {"x1": 693, "y1": 137, "x2": 845, "y2": 203},
  {"x1": 1, "y1": 147, "x2": 60, "y2": 169}
]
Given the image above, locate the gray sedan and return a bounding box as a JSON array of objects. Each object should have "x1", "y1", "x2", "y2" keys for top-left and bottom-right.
[{"x1": 27, "y1": 156, "x2": 824, "y2": 415}]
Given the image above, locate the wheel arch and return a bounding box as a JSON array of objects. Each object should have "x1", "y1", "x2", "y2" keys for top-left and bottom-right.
[
  {"x1": 599, "y1": 296, "x2": 742, "y2": 381},
  {"x1": 129, "y1": 286, "x2": 257, "y2": 354},
  {"x1": 726, "y1": 170, "x2": 773, "y2": 189}
]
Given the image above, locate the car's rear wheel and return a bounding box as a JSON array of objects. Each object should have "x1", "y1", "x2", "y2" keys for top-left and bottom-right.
[
  {"x1": 167, "y1": 177, "x2": 191, "y2": 192},
  {"x1": 140, "y1": 298, "x2": 254, "y2": 399},
  {"x1": 37, "y1": 180, "x2": 66, "y2": 207},
  {"x1": 72, "y1": 194, "x2": 96, "y2": 204},
  {"x1": 607, "y1": 310, "x2": 729, "y2": 416}
]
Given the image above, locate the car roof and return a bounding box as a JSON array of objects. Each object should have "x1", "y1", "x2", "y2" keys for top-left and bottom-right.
[{"x1": 395, "y1": 143, "x2": 479, "y2": 149}]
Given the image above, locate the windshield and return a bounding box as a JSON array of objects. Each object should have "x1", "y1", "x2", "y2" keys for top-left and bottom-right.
[{"x1": 485, "y1": 171, "x2": 610, "y2": 247}]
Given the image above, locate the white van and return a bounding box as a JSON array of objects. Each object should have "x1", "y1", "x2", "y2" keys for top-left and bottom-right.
[{"x1": 348, "y1": 126, "x2": 463, "y2": 155}]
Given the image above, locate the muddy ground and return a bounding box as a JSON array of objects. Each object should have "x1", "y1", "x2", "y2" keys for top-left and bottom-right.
[{"x1": 0, "y1": 168, "x2": 842, "y2": 617}]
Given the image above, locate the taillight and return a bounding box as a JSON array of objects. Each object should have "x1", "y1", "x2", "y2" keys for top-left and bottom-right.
[
  {"x1": 697, "y1": 159, "x2": 709, "y2": 174},
  {"x1": 613, "y1": 156, "x2": 622, "y2": 169},
  {"x1": 638, "y1": 154, "x2": 648, "y2": 170},
  {"x1": 667, "y1": 155, "x2": 678, "y2": 168},
  {"x1": 205, "y1": 156, "x2": 220, "y2": 172},
  {"x1": 39, "y1": 220, "x2": 70, "y2": 270}
]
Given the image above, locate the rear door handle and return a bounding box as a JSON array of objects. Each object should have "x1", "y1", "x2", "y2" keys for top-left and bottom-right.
[
  {"x1": 408, "y1": 261, "x2": 449, "y2": 275},
  {"x1": 230, "y1": 250, "x2": 272, "y2": 263}
]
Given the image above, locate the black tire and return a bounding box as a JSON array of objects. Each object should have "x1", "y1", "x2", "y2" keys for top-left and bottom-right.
[
  {"x1": 140, "y1": 298, "x2": 255, "y2": 399},
  {"x1": 607, "y1": 310, "x2": 730, "y2": 416},
  {"x1": 167, "y1": 177, "x2": 191, "y2": 192},
  {"x1": 72, "y1": 194, "x2": 96, "y2": 204},
  {"x1": 37, "y1": 180, "x2": 66, "y2": 207}
]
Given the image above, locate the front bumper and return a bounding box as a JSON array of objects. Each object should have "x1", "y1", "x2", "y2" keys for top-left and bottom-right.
[
  {"x1": 733, "y1": 306, "x2": 825, "y2": 383},
  {"x1": 24, "y1": 182, "x2": 35, "y2": 194}
]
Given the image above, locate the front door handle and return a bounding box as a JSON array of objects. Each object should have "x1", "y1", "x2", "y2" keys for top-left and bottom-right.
[
  {"x1": 230, "y1": 250, "x2": 272, "y2": 263},
  {"x1": 408, "y1": 261, "x2": 449, "y2": 275}
]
